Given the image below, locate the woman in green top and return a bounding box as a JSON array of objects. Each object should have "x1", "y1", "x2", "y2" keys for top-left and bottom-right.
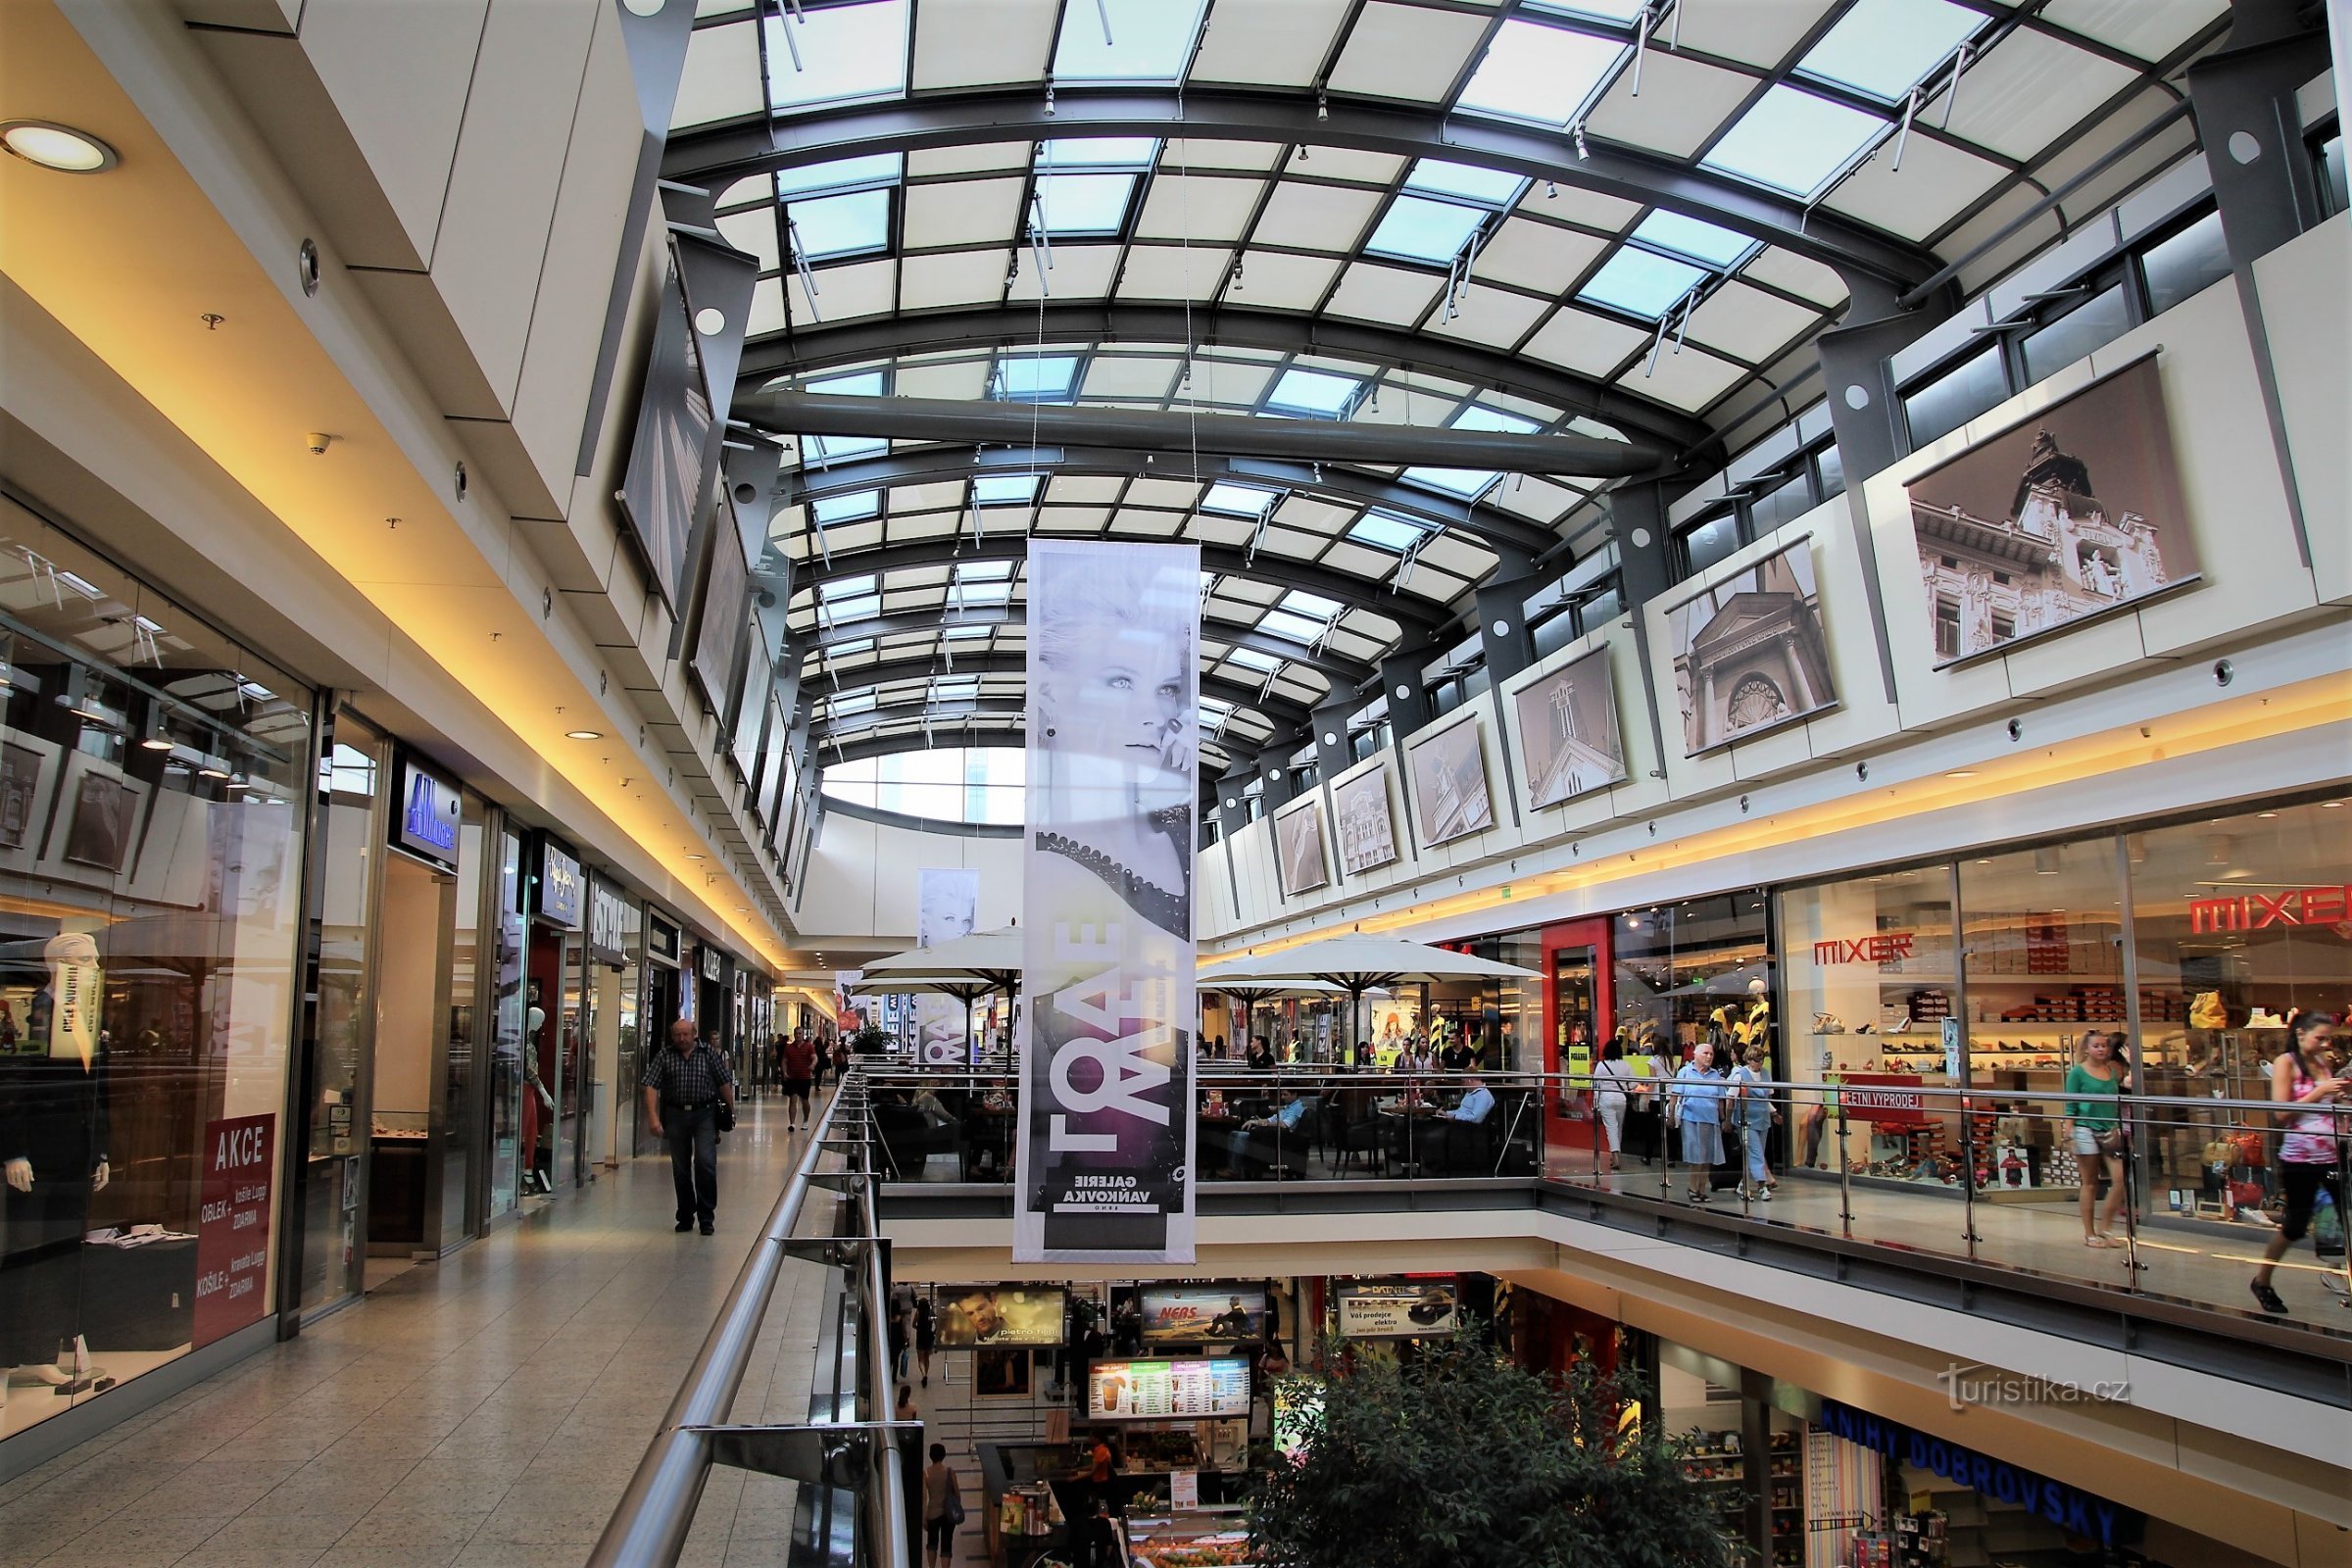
[{"x1": 2064, "y1": 1032, "x2": 2132, "y2": 1247}]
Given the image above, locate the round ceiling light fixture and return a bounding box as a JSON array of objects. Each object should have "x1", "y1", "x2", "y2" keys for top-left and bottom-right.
[
  {"x1": 2, "y1": 120, "x2": 119, "y2": 173},
  {"x1": 564, "y1": 728, "x2": 603, "y2": 740}
]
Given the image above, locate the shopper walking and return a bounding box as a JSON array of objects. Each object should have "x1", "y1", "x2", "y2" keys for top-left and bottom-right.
[
  {"x1": 1668, "y1": 1042, "x2": 1727, "y2": 1203},
  {"x1": 640, "y1": 1017, "x2": 737, "y2": 1235},
  {"x1": 890, "y1": 1304, "x2": 912, "y2": 1382},
  {"x1": 914, "y1": 1295, "x2": 937, "y2": 1386},
  {"x1": 1729, "y1": 1041, "x2": 1780, "y2": 1200},
  {"x1": 2250, "y1": 1012, "x2": 2344, "y2": 1313},
  {"x1": 779, "y1": 1027, "x2": 818, "y2": 1133},
  {"x1": 921, "y1": 1443, "x2": 959, "y2": 1568},
  {"x1": 1592, "y1": 1038, "x2": 1631, "y2": 1173},
  {"x1": 2064, "y1": 1031, "x2": 2132, "y2": 1248}
]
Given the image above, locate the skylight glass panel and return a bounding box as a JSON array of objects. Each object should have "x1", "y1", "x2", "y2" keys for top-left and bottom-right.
[
  {"x1": 1052, "y1": 0, "x2": 1208, "y2": 84},
  {"x1": 1365, "y1": 195, "x2": 1486, "y2": 266},
  {"x1": 1348, "y1": 511, "x2": 1431, "y2": 553},
  {"x1": 998, "y1": 354, "x2": 1079, "y2": 400},
  {"x1": 1701, "y1": 86, "x2": 1886, "y2": 198},
  {"x1": 819, "y1": 574, "x2": 877, "y2": 602},
  {"x1": 823, "y1": 593, "x2": 881, "y2": 623},
  {"x1": 1278, "y1": 590, "x2": 1344, "y2": 620},
  {"x1": 1577, "y1": 245, "x2": 1707, "y2": 318},
  {"x1": 808, "y1": 371, "x2": 884, "y2": 396},
  {"x1": 1266, "y1": 368, "x2": 1362, "y2": 418},
  {"x1": 1040, "y1": 137, "x2": 1160, "y2": 170},
  {"x1": 1797, "y1": 0, "x2": 1983, "y2": 103},
  {"x1": 972, "y1": 474, "x2": 1041, "y2": 506},
  {"x1": 1631, "y1": 211, "x2": 1756, "y2": 270},
  {"x1": 956, "y1": 561, "x2": 1014, "y2": 581},
  {"x1": 1401, "y1": 466, "x2": 1500, "y2": 500},
  {"x1": 1405, "y1": 159, "x2": 1529, "y2": 208},
  {"x1": 808, "y1": 431, "x2": 888, "y2": 464},
  {"x1": 788, "y1": 189, "x2": 891, "y2": 262},
  {"x1": 930, "y1": 677, "x2": 978, "y2": 703},
  {"x1": 810, "y1": 490, "x2": 879, "y2": 525},
  {"x1": 944, "y1": 623, "x2": 992, "y2": 640},
  {"x1": 1200, "y1": 482, "x2": 1279, "y2": 517},
  {"x1": 1452, "y1": 405, "x2": 1539, "y2": 436},
  {"x1": 1525, "y1": 0, "x2": 1647, "y2": 22},
  {"x1": 1225, "y1": 647, "x2": 1283, "y2": 673},
  {"x1": 775, "y1": 154, "x2": 904, "y2": 201},
  {"x1": 828, "y1": 690, "x2": 875, "y2": 716},
  {"x1": 1457, "y1": 20, "x2": 1626, "y2": 127},
  {"x1": 1258, "y1": 610, "x2": 1329, "y2": 645},
  {"x1": 829, "y1": 638, "x2": 874, "y2": 659},
  {"x1": 1033, "y1": 173, "x2": 1137, "y2": 237},
  {"x1": 765, "y1": 0, "x2": 909, "y2": 112}
]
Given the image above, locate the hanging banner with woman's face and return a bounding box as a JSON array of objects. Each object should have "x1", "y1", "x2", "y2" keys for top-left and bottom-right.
[
  {"x1": 1015, "y1": 539, "x2": 1199, "y2": 1264},
  {"x1": 916, "y1": 866, "x2": 980, "y2": 1064}
]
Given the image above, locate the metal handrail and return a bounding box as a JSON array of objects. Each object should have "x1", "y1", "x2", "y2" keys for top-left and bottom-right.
[{"x1": 589, "y1": 1080, "x2": 912, "y2": 1568}]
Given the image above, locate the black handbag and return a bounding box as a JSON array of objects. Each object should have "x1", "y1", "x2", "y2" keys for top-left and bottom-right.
[{"x1": 715, "y1": 1098, "x2": 736, "y2": 1133}]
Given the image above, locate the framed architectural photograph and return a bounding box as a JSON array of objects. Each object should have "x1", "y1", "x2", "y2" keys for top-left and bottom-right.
[
  {"x1": 1511, "y1": 646, "x2": 1627, "y2": 809},
  {"x1": 0, "y1": 736, "x2": 59, "y2": 868},
  {"x1": 1668, "y1": 541, "x2": 1837, "y2": 756},
  {"x1": 1406, "y1": 716, "x2": 1494, "y2": 848},
  {"x1": 1332, "y1": 764, "x2": 1397, "y2": 876},
  {"x1": 38, "y1": 751, "x2": 148, "y2": 885},
  {"x1": 1274, "y1": 799, "x2": 1330, "y2": 897},
  {"x1": 1905, "y1": 355, "x2": 2197, "y2": 666}
]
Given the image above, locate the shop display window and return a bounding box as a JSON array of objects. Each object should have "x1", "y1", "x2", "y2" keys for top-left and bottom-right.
[
  {"x1": 1780, "y1": 864, "x2": 1957, "y2": 1085},
  {"x1": 1609, "y1": 891, "x2": 1773, "y2": 1061},
  {"x1": 1, "y1": 514, "x2": 313, "y2": 1441},
  {"x1": 2125, "y1": 798, "x2": 2351, "y2": 1211}
]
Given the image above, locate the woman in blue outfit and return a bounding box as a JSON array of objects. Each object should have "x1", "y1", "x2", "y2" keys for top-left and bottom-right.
[
  {"x1": 1668, "y1": 1042, "x2": 1727, "y2": 1203},
  {"x1": 1728, "y1": 1041, "x2": 1780, "y2": 1200}
]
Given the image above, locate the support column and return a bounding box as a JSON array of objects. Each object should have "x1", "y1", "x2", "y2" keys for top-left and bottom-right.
[
  {"x1": 1378, "y1": 642, "x2": 1437, "y2": 745},
  {"x1": 1214, "y1": 764, "x2": 1254, "y2": 843},
  {"x1": 1309, "y1": 698, "x2": 1356, "y2": 785},
  {"x1": 2184, "y1": 0, "x2": 2332, "y2": 564},
  {"x1": 1253, "y1": 746, "x2": 1298, "y2": 812},
  {"x1": 1603, "y1": 481, "x2": 1679, "y2": 769},
  {"x1": 1472, "y1": 572, "x2": 1540, "y2": 687}
]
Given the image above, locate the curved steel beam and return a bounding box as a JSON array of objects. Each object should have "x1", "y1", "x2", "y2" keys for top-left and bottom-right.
[
  {"x1": 785, "y1": 534, "x2": 1452, "y2": 632},
  {"x1": 738, "y1": 302, "x2": 1713, "y2": 456},
  {"x1": 751, "y1": 391, "x2": 1660, "y2": 483},
  {"x1": 772, "y1": 443, "x2": 1557, "y2": 562},
  {"x1": 804, "y1": 607, "x2": 1370, "y2": 696},
  {"x1": 817, "y1": 724, "x2": 1249, "y2": 777},
  {"x1": 804, "y1": 651, "x2": 1311, "y2": 734},
  {"x1": 665, "y1": 89, "x2": 1938, "y2": 290}
]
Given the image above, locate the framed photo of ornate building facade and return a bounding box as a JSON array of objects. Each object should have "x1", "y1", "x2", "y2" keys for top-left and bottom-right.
[
  {"x1": 1904, "y1": 355, "x2": 2197, "y2": 667},
  {"x1": 1511, "y1": 646, "x2": 1627, "y2": 809},
  {"x1": 1333, "y1": 764, "x2": 1398, "y2": 876},
  {"x1": 1405, "y1": 716, "x2": 1494, "y2": 848},
  {"x1": 1668, "y1": 541, "x2": 1837, "y2": 756}
]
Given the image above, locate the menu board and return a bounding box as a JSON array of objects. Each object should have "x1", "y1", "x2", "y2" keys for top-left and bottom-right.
[
  {"x1": 1335, "y1": 1279, "x2": 1458, "y2": 1339},
  {"x1": 934, "y1": 1284, "x2": 1067, "y2": 1348},
  {"x1": 1139, "y1": 1285, "x2": 1266, "y2": 1346},
  {"x1": 1087, "y1": 1357, "x2": 1252, "y2": 1420}
]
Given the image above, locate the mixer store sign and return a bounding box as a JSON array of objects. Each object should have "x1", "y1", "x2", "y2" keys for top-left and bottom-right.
[{"x1": 1014, "y1": 540, "x2": 1200, "y2": 1265}]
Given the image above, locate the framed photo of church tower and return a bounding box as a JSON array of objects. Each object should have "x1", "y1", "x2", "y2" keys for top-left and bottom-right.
[
  {"x1": 1903, "y1": 354, "x2": 2198, "y2": 667},
  {"x1": 1667, "y1": 541, "x2": 1838, "y2": 757}
]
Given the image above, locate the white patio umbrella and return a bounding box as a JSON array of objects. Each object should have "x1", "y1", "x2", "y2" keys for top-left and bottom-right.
[
  {"x1": 858, "y1": 927, "x2": 1024, "y2": 1058},
  {"x1": 1210, "y1": 934, "x2": 1540, "y2": 1054},
  {"x1": 849, "y1": 972, "x2": 1006, "y2": 1060}
]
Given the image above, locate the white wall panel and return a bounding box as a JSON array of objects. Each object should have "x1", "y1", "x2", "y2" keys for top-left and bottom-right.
[
  {"x1": 296, "y1": 0, "x2": 486, "y2": 267},
  {"x1": 2253, "y1": 215, "x2": 2350, "y2": 606}
]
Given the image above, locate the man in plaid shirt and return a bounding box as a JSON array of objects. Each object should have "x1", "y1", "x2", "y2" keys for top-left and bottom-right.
[{"x1": 641, "y1": 1018, "x2": 737, "y2": 1235}]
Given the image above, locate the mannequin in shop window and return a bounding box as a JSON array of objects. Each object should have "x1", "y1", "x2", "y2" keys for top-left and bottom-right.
[
  {"x1": 520, "y1": 982, "x2": 556, "y2": 1195},
  {"x1": 2, "y1": 933, "x2": 116, "y2": 1402}
]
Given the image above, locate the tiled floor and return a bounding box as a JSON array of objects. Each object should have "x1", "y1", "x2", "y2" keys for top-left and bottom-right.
[{"x1": 0, "y1": 1090, "x2": 838, "y2": 1568}]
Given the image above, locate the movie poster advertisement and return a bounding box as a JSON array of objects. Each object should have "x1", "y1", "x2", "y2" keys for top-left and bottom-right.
[
  {"x1": 1667, "y1": 541, "x2": 1837, "y2": 756},
  {"x1": 1274, "y1": 800, "x2": 1330, "y2": 898},
  {"x1": 1139, "y1": 1285, "x2": 1267, "y2": 1346},
  {"x1": 915, "y1": 867, "x2": 980, "y2": 1065},
  {"x1": 1512, "y1": 646, "x2": 1627, "y2": 808},
  {"x1": 1904, "y1": 356, "x2": 2198, "y2": 665},
  {"x1": 932, "y1": 1284, "x2": 1067, "y2": 1348},
  {"x1": 1015, "y1": 540, "x2": 1199, "y2": 1264}
]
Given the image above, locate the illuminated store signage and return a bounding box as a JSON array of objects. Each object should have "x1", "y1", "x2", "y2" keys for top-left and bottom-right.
[
  {"x1": 2189, "y1": 885, "x2": 2350, "y2": 934},
  {"x1": 1811, "y1": 932, "x2": 1915, "y2": 964},
  {"x1": 648, "y1": 914, "x2": 680, "y2": 965},
  {"x1": 534, "y1": 836, "x2": 583, "y2": 929},
  {"x1": 392, "y1": 753, "x2": 462, "y2": 867},
  {"x1": 1817, "y1": 1400, "x2": 2132, "y2": 1548}
]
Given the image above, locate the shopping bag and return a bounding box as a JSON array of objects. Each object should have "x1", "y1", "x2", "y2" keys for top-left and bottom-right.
[{"x1": 2315, "y1": 1190, "x2": 2345, "y2": 1260}]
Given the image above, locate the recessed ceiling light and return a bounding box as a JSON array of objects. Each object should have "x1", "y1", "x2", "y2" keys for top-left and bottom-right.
[
  {"x1": 564, "y1": 728, "x2": 603, "y2": 740},
  {"x1": 2, "y1": 120, "x2": 119, "y2": 173},
  {"x1": 1944, "y1": 770, "x2": 1977, "y2": 778},
  {"x1": 686, "y1": 854, "x2": 706, "y2": 860}
]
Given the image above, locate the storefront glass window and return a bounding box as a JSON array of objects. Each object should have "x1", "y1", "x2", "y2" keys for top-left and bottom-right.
[
  {"x1": 1778, "y1": 865, "x2": 1957, "y2": 1089},
  {"x1": 1609, "y1": 892, "x2": 1772, "y2": 1061},
  {"x1": 437, "y1": 793, "x2": 489, "y2": 1247},
  {"x1": 299, "y1": 716, "x2": 383, "y2": 1316},
  {"x1": 2124, "y1": 798, "x2": 2351, "y2": 1207},
  {"x1": 487, "y1": 825, "x2": 524, "y2": 1215},
  {"x1": 1, "y1": 514, "x2": 314, "y2": 1439}
]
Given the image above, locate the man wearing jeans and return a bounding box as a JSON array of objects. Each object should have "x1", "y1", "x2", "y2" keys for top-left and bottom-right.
[{"x1": 642, "y1": 1018, "x2": 737, "y2": 1235}]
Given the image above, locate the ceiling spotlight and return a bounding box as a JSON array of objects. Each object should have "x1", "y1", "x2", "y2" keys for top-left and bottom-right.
[
  {"x1": 2, "y1": 120, "x2": 119, "y2": 173},
  {"x1": 687, "y1": 853, "x2": 707, "y2": 860},
  {"x1": 1943, "y1": 769, "x2": 1977, "y2": 778},
  {"x1": 1316, "y1": 89, "x2": 1329, "y2": 122},
  {"x1": 564, "y1": 728, "x2": 603, "y2": 740}
]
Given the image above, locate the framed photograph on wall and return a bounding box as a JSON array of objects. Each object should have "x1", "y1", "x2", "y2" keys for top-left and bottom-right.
[
  {"x1": 1273, "y1": 800, "x2": 1330, "y2": 897},
  {"x1": 0, "y1": 735, "x2": 61, "y2": 875},
  {"x1": 1904, "y1": 354, "x2": 2198, "y2": 666},
  {"x1": 1511, "y1": 646, "x2": 1627, "y2": 809},
  {"x1": 38, "y1": 751, "x2": 149, "y2": 886},
  {"x1": 1332, "y1": 764, "x2": 1397, "y2": 876},
  {"x1": 1667, "y1": 540, "x2": 1838, "y2": 757},
  {"x1": 1405, "y1": 716, "x2": 1494, "y2": 849}
]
